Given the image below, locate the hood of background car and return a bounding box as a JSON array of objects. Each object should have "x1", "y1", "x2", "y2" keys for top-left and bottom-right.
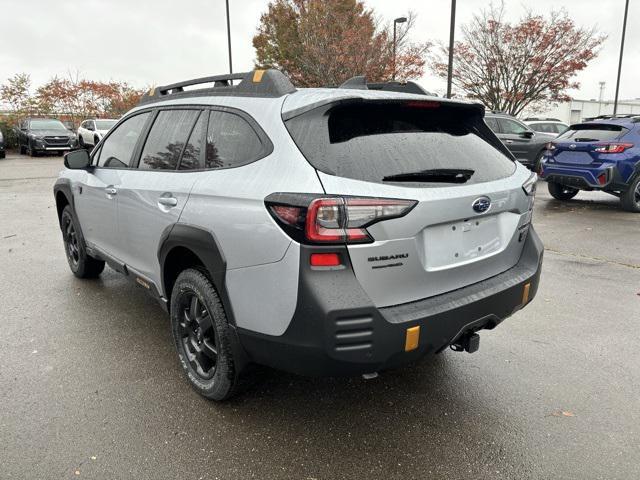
[{"x1": 30, "y1": 130, "x2": 74, "y2": 137}]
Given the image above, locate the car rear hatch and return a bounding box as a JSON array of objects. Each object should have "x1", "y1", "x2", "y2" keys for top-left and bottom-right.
[
  {"x1": 283, "y1": 98, "x2": 535, "y2": 308},
  {"x1": 550, "y1": 123, "x2": 631, "y2": 166}
]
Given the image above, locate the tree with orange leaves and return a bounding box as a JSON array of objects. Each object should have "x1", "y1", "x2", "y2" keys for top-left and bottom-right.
[
  {"x1": 253, "y1": 0, "x2": 429, "y2": 87},
  {"x1": 431, "y1": 4, "x2": 605, "y2": 115}
]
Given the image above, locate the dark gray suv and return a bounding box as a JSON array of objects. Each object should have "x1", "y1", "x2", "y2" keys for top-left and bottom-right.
[{"x1": 485, "y1": 112, "x2": 556, "y2": 171}]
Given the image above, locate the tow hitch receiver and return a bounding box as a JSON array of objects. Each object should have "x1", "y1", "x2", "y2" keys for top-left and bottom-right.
[{"x1": 451, "y1": 333, "x2": 480, "y2": 353}]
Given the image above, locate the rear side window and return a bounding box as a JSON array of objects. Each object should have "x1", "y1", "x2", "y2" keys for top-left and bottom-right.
[
  {"x1": 558, "y1": 124, "x2": 629, "y2": 142},
  {"x1": 285, "y1": 101, "x2": 515, "y2": 186},
  {"x1": 139, "y1": 109, "x2": 200, "y2": 170},
  {"x1": 98, "y1": 112, "x2": 150, "y2": 168},
  {"x1": 484, "y1": 117, "x2": 500, "y2": 133},
  {"x1": 205, "y1": 110, "x2": 265, "y2": 169},
  {"x1": 498, "y1": 118, "x2": 529, "y2": 135},
  {"x1": 179, "y1": 113, "x2": 206, "y2": 170}
]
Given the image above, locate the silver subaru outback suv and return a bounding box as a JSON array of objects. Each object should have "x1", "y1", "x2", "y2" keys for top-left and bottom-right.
[{"x1": 54, "y1": 70, "x2": 543, "y2": 400}]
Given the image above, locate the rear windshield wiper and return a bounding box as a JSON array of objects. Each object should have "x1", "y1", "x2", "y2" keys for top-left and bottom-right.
[{"x1": 383, "y1": 168, "x2": 474, "y2": 183}]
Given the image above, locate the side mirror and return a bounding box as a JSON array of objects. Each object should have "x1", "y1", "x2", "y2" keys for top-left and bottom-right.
[
  {"x1": 522, "y1": 130, "x2": 535, "y2": 139},
  {"x1": 64, "y1": 149, "x2": 91, "y2": 170}
]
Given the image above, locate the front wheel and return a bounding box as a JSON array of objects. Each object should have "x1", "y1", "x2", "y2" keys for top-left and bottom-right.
[
  {"x1": 60, "y1": 205, "x2": 105, "y2": 278},
  {"x1": 548, "y1": 182, "x2": 579, "y2": 201},
  {"x1": 170, "y1": 269, "x2": 239, "y2": 401},
  {"x1": 620, "y1": 175, "x2": 640, "y2": 212}
]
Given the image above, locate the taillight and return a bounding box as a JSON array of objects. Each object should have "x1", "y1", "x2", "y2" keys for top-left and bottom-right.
[
  {"x1": 266, "y1": 194, "x2": 417, "y2": 245},
  {"x1": 593, "y1": 143, "x2": 633, "y2": 154}
]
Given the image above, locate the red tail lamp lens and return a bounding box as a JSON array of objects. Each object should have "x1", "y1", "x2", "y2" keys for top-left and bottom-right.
[
  {"x1": 310, "y1": 253, "x2": 341, "y2": 267},
  {"x1": 594, "y1": 143, "x2": 633, "y2": 154}
]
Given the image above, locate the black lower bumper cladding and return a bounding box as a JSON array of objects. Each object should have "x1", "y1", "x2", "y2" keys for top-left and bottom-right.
[{"x1": 238, "y1": 228, "x2": 544, "y2": 376}]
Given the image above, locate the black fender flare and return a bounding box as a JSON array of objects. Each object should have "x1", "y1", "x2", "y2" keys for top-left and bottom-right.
[
  {"x1": 53, "y1": 179, "x2": 76, "y2": 227},
  {"x1": 158, "y1": 223, "x2": 234, "y2": 324},
  {"x1": 158, "y1": 223, "x2": 249, "y2": 370}
]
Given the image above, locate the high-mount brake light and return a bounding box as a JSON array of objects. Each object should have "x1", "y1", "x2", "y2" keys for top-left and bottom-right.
[
  {"x1": 405, "y1": 101, "x2": 440, "y2": 109},
  {"x1": 593, "y1": 143, "x2": 633, "y2": 154},
  {"x1": 266, "y1": 195, "x2": 417, "y2": 245}
]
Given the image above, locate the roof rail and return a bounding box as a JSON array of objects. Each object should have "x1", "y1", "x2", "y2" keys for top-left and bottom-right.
[
  {"x1": 138, "y1": 69, "x2": 296, "y2": 105},
  {"x1": 336, "y1": 76, "x2": 433, "y2": 95},
  {"x1": 523, "y1": 117, "x2": 563, "y2": 122},
  {"x1": 583, "y1": 113, "x2": 640, "y2": 122}
]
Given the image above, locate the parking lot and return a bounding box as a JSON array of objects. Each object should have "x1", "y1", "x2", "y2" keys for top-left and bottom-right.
[{"x1": 1, "y1": 152, "x2": 639, "y2": 479}]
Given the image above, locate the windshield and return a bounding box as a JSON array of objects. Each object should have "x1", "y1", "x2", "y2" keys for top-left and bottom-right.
[
  {"x1": 557, "y1": 124, "x2": 628, "y2": 142},
  {"x1": 286, "y1": 101, "x2": 515, "y2": 186},
  {"x1": 29, "y1": 119, "x2": 67, "y2": 131},
  {"x1": 95, "y1": 120, "x2": 117, "y2": 130}
]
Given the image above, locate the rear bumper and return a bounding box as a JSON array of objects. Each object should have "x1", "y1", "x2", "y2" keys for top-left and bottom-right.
[
  {"x1": 540, "y1": 163, "x2": 623, "y2": 190},
  {"x1": 237, "y1": 227, "x2": 544, "y2": 376}
]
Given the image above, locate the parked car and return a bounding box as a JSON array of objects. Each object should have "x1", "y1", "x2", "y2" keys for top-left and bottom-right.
[
  {"x1": 77, "y1": 119, "x2": 118, "y2": 148},
  {"x1": 540, "y1": 114, "x2": 640, "y2": 212},
  {"x1": 0, "y1": 130, "x2": 5, "y2": 159},
  {"x1": 484, "y1": 112, "x2": 556, "y2": 171},
  {"x1": 16, "y1": 118, "x2": 78, "y2": 156},
  {"x1": 524, "y1": 117, "x2": 569, "y2": 136},
  {"x1": 54, "y1": 69, "x2": 543, "y2": 400}
]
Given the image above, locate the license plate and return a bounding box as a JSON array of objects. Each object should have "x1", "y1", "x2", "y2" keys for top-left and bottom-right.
[{"x1": 423, "y1": 215, "x2": 504, "y2": 270}]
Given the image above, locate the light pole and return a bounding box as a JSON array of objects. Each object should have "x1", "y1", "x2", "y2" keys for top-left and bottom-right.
[
  {"x1": 392, "y1": 16, "x2": 407, "y2": 81},
  {"x1": 446, "y1": 0, "x2": 457, "y2": 98},
  {"x1": 225, "y1": 0, "x2": 233, "y2": 74},
  {"x1": 613, "y1": 0, "x2": 629, "y2": 115}
]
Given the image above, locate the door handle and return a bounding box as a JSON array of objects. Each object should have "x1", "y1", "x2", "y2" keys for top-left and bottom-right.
[
  {"x1": 158, "y1": 196, "x2": 178, "y2": 207},
  {"x1": 505, "y1": 140, "x2": 513, "y2": 144},
  {"x1": 105, "y1": 186, "x2": 117, "y2": 196}
]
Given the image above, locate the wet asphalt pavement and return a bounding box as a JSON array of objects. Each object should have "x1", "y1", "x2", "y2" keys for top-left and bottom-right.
[{"x1": 1, "y1": 153, "x2": 639, "y2": 479}]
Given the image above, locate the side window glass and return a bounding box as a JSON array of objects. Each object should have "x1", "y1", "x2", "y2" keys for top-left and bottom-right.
[
  {"x1": 178, "y1": 113, "x2": 205, "y2": 170},
  {"x1": 498, "y1": 119, "x2": 528, "y2": 135},
  {"x1": 139, "y1": 110, "x2": 199, "y2": 170},
  {"x1": 205, "y1": 110, "x2": 264, "y2": 169},
  {"x1": 485, "y1": 117, "x2": 500, "y2": 133},
  {"x1": 98, "y1": 112, "x2": 150, "y2": 168}
]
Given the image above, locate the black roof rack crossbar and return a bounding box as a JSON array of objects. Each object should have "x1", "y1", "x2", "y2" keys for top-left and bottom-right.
[
  {"x1": 138, "y1": 69, "x2": 296, "y2": 105},
  {"x1": 336, "y1": 76, "x2": 433, "y2": 96}
]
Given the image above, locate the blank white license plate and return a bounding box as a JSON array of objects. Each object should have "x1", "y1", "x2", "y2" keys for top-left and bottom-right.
[{"x1": 423, "y1": 215, "x2": 503, "y2": 270}]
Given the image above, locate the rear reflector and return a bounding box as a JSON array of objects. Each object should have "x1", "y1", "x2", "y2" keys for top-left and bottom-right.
[
  {"x1": 310, "y1": 253, "x2": 341, "y2": 267},
  {"x1": 597, "y1": 173, "x2": 608, "y2": 185}
]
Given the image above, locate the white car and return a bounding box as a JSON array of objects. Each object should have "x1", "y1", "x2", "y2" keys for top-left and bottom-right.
[
  {"x1": 523, "y1": 118, "x2": 568, "y2": 136},
  {"x1": 77, "y1": 119, "x2": 118, "y2": 148}
]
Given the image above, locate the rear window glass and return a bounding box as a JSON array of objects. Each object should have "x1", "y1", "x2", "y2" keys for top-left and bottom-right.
[
  {"x1": 285, "y1": 102, "x2": 515, "y2": 186},
  {"x1": 558, "y1": 124, "x2": 628, "y2": 142}
]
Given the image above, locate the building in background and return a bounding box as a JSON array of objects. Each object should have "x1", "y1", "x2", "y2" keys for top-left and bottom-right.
[{"x1": 523, "y1": 98, "x2": 640, "y2": 124}]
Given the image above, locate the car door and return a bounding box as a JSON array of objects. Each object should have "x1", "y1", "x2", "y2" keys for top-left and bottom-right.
[
  {"x1": 117, "y1": 108, "x2": 204, "y2": 284},
  {"x1": 496, "y1": 117, "x2": 536, "y2": 162},
  {"x1": 73, "y1": 112, "x2": 152, "y2": 259}
]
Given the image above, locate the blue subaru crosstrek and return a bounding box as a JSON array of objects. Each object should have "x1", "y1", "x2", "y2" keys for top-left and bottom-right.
[{"x1": 540, "y1": 115, "x2": 640, "y2": 212}]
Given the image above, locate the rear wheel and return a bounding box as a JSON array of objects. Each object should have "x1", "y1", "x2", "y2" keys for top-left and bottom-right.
[
  {"x1": 620, "y1": 175, "x2": 640, "y2": 212},
  {"x1": 548, "y1": 182, "x2": 579, "y2": 201},
  {"x1": 170, "y1": 269, "x2": 239, "y2": 401},
  {"x1": 78, "y1": 135, "x2": 85, "y2": 149},
  {"x1": 60, "y1": 206, "x2": 105, "y2": 278}
]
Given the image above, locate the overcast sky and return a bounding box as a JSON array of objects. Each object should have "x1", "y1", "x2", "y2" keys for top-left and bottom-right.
[{"x1": 0, "y1": 0, "x2": 637, "y2": 101}]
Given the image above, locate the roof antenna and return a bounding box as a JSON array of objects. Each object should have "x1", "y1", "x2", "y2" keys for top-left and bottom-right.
[{"x1": 339, "y1": 76, "x2": 368, "y2": 90}]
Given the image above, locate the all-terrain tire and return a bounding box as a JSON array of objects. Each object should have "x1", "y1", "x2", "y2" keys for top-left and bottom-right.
[
  {"x1": 170, "y1": 268, "x2": 240, "y2": 401},
  {"x1": 60, "y1": 205, "x2": 105, "y2": 278}
]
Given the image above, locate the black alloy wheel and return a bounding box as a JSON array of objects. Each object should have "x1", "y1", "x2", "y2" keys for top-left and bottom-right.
[
  {"x1": 177, "y1": 291, "x2": 218, "y2": 380},
  {"x1": 62, "y1": 211, "x2": 80, "y2": 268}
]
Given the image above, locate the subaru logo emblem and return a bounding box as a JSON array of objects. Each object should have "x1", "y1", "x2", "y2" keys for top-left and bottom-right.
[
  {"x1": 569, "y1": 144, "x2": 576, "y2": 150},
  {"x1": 472, "y1": 197, "x2": 491, "y2": 214}
]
